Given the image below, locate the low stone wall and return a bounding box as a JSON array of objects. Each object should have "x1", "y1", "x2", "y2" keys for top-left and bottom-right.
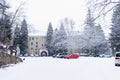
[{"x1": 0, "y1": 53, "x2": 23, "y2": 68}]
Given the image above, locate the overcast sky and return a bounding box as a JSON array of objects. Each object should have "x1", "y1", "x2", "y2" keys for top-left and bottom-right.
[
  {"x1": 10, "y1": 0, "x2": 111, "y2": 37},
  {"x1": 10, "y1": 0, "x2": 87, "y2": 33}
]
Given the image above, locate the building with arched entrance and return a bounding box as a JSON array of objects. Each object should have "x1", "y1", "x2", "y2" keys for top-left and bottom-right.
[{"x1": 28, "y1": 34, "x2": 49, "y2": 56}]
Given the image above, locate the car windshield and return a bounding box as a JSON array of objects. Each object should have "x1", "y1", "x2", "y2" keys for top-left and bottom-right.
[
  {"x1": 116, "y1": 53, "x2": 120, "y2": 57},
  {"x1": 62, "y1": 53, "x2": 67, "y2": 55}
]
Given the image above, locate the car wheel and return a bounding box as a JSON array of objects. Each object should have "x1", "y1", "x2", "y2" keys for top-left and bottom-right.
[{"x1": 115, "y1": 64, "x2": 118, "y2": 66}]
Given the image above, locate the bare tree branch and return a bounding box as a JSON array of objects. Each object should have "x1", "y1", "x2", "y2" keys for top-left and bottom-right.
[
  {"x1": 88, "y1": 0, "x2": 120, "y2": 21},
  {"x1": 0, "y1": 0, "x2": 25, "y2": 44},
  {"x1": 93, "y1": 3, "x2": 117, "y2": 21},
  {"x1": 0, "y1": 3, "x2": 9, "y2": 9},
  {"x1": 10, "y1": 3, "x2": 23, "y2": 26}
]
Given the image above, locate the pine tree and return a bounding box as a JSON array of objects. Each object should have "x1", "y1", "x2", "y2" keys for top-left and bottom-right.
[
  {"x1": 56, "y1": 23, "x2": 67, "y2": 53},
  {"x1": 52, "y1": 28, "x2": 59, "y2": 54},
  {"x1": 110, "y1": 4, "x2": 120, "y2": 53},
  {"x1": 83, "y1": 9, "x2": 108, "y2": 55},
  {"x1": 45, "y1": 22, "x2": 53, "y2": 56},
  {"x1": 13, "y1": 25, "x2": 20, "y2": 47},
  {"x1": 83, "y1": 9, "x2": 96, "y2": 53},
  {"x1": 19, "y1": 19, "x2": 28, "y2": 56},
  {"x1": 91, "y1": 24, "x2": 108, "y2": 55},
  {"x1": 0, "y1": 15, "x2": 12, "y2": 44},
  {"x1": 4, "y1": 16, "x2": 12, "y2": 42}
]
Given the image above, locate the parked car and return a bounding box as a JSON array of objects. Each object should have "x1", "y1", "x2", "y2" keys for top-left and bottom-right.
[
  {"x1": 52, "y1": 54, "x2": 58, "y2": 57},
  {"x1": 52, "y1": 53, "x2": 61, "y2": 58},
  {"x1": 93, "y1": 54, "x2": 100, "y2": 57},
  {"x1": 115, "y1": 52, "x2": 120, "y2": 66},
  {"x1": 56, "y1": 52, "x2": 68, "y2": 58},
  {"x1": 65, "y1": 53, "x2": 80, "y2": 59},
  {"x1": 59, "y1": 52, "x2": 68, "y2": 58},
  {"x1": 99, "y1": 53, "x2": 112, "y2": 58},
  {"x1": 80, "y1": 53, "x2": 90, "y2": 57}
]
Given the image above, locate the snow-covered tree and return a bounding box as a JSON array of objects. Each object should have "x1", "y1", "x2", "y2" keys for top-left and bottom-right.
[
  {"x1": 19, "y1": 19, "x2": 28, "y2": 56},
  {"x1": 83, "y1": 9, "x2": 96, "y2": 52},
  {"x1": 83, "y1": 9, "x2": 108, "y2": 55},
  {"x1": 0, "y1": 0, "x2": 25, "y2": 45},
  {"x1": 91, "y1": 24, "x2": 108, "y2": 54},
  {"x1": 0, "y1": 0, "x2": 11, "y2": 44},
  {"x1": 4, "y1": 16, "x2": 12, "y2": 43},
  {"x1": 62, "y1": 18, "x2": 80, "y2": 53},
  {"x1": 55, "y1": 23, "x2": 67, "y2": 53},
  {"x1": 0, "y1": 16, "x2": 12, "y2": 44},
  {"x1": 45, "y1": 22, "x2": 53, "y2": 56},
  {"x1": 86, "y1": 0, "x2": 119, "y2": 20},
  {"x1": 62, "y1": 18, "x2": 75, "y2": 36},
  {"x1": 13, "y1": 25, "x2": 20, "y2": 47},
  {"x1": 110, "y1": 4, "x2": 120, "y2": 53},
  {"x1": 52, "y1": 28, "x2": 59, "y2": 54}
]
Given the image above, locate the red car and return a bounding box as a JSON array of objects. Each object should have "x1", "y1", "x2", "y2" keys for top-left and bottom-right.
[{"x1": 65, "y1": 53, "x2": 80, "y2": 59}]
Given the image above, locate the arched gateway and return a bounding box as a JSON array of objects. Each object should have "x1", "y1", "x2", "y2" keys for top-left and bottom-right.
[{"x1": 39, "y1": 48, "x2": 49, "y2": 56}]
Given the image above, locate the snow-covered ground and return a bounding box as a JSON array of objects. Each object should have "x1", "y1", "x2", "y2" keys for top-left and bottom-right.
[{"x1": 0, "y1": 57, "x2": 120, "y2": 80}]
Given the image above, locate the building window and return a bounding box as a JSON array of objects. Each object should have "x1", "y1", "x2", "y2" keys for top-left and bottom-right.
[
  {"x1": 36, "y1": 37, "x2": 38, "y2": 40},
  {"x1": 29, "y1": 37, "x2": 31, "y2": 40},
  {"x1": 31, "y1": 42, "x2": 33, "y2": 45},
  {"x1": 36, "y1": 45, "x2": 38, "y2": 47},
  {"x1": 36, "y1": 42, "x2": 38, "y2": 44},
  {"x1": 32, "y1": 37, "x2": 34, "y2": 40}
]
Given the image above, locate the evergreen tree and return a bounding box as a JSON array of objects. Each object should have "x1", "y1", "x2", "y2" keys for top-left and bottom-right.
[
  {"x1": 83, "y1": 9, "x2": 96, "y2": 53},
  {"x1": 4, "y1": 16, "x2": 12, "y2": 42},
  {"x1": 91, "y1": 24, "x2": 108, "y2": 55},
  {"x1": 56, "y1": 23, "x2": 67, "y2": 53},
  {"x1": 19, "y1": 19, "x2": 28, "y2": 56},
  {"x1": 13, "y1": 25, "x2": 20, "y2": 47},
  {"x1": 110, "y1": 4, "x2": 120, "y2": 53},
  {"x1": 83, "y1": 9, "x2": 108, "y2": 55},
  {"x1": 0, "y1": 15, "x2": 12, "y2": 44},
  {"x1": 0, "y1": 0, "x2": 23, "y2": 45},
  {"x1": 45, "y1": 22, "x2": 53, "y2": 56},
  {"x1": 52, "y1": 28, "x2": 60, "y2": 54}
]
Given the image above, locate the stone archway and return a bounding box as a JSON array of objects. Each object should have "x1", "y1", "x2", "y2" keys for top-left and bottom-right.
[
  {"x1": 41, "y1": 51, "x2": 48, "y2": 56},
  {"x1": 39, "y1": 48, "x2": 48, "y2": 56}
]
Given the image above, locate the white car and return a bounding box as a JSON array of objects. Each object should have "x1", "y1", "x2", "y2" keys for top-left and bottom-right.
[{"x1": 115, "y1": 52, "x2": 120, "y2": 66}]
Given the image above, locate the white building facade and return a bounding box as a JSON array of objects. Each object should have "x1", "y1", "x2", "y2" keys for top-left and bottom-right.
[{"x1": 28, "y1": 35, "x2": 48, "y2": 56}]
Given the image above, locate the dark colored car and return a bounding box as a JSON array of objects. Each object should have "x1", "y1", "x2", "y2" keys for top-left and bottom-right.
[
  {"x1": 65, "y1": 53, "x2": 80, "y2": 59},
  {"x1": 52, "y1": 54, "x2": 58, "y2": 57}
]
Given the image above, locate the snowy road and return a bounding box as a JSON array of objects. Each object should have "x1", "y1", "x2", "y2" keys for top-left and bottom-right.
[{"x1": 0, "y1": 57, "x2": 120, "y2": 80}]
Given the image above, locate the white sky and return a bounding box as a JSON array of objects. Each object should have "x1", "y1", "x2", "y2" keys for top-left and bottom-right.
[
  {"x1": 10, "y1": 0, "x2": 111, "y2": 37},
  {"x1": 10, "y1": 0, "x2": 87, "y2": 33}
]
